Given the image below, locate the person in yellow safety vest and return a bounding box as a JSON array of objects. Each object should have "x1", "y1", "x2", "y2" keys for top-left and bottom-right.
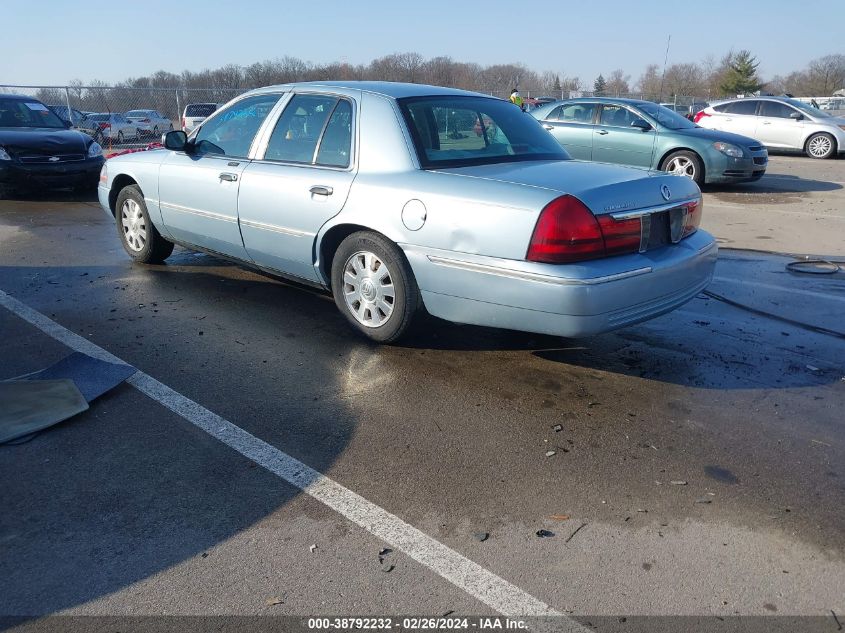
[{"x1": 509, "y1": 88, "x2": 525, "y2": 112}]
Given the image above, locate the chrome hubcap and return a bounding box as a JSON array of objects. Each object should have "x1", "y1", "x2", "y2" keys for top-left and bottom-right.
[
  {"x1": 809, "y1": 136, "x2": 831, "y2": 157},
  {"x1": 666, "y1": 157, "x2": 695, "y2": 178},
  {"x1": 342, "y1": 251, "x2": 395, "y2": 328},
  {"x1": 121, "y1": 199, "x2": 147, "y2": 252}
]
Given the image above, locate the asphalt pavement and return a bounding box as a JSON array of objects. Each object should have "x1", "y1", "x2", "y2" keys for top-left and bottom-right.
[{"x1": 1, "y1": 156, "x2": 844, "y2": 629}]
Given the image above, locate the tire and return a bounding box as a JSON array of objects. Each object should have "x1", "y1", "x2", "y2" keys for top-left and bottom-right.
[
  {"x1": 115, "y1": 185, "x2": 174, "y2": 264},
  {"x1": 660, "y1": 150, "x2": 704, "y2": 185},
  {"x1": 117, "y1": 131, "x2": 124, "y2": 144},
  {"x1": 152, "y1": 125, "x2": 159, "y2": 139},
  {"x1": 330, "y1": 231, "x2": 420, "y2": 343},
  {"x1": 805, "y1": 133, "x2": 835, "y2": 159}
]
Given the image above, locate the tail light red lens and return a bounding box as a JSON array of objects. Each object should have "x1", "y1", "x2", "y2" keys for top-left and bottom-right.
[
  {"x1": 597, "y1": 215, "x2": 642, "y2": 256},
  {"x1": 141, "y1": 118, "x2": 151, "y2": 123},
  {"x1": 683, "y1": 198, "x2": 702, "y2": 237},
  {"x1": 693, "y1": 111, "x2": 710, "y2": 124},
  {"x1": 526, "y1": 195, "x2": 605, "y2": 263},
  {"x1": 181, "y1": 117, "x2": 186, "y2": 128},
  {"x1": 98, "y1": 122, "x2": 111, "y2": 129}
]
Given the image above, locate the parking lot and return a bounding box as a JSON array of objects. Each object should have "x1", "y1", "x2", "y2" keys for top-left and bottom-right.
[{"x1": 1, "y1": 155, "x2": 844, "y2": 630}]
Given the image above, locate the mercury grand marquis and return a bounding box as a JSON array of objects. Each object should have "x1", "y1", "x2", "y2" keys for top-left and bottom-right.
[{"x1": 98, "y1": 81, "x2": 717, "y2": 343}]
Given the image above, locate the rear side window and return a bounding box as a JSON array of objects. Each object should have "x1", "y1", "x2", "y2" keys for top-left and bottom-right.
[
  {"x1": 264, "y1": 94, "x2": 352, "y2": 167},
  {"x1": 717, "y1": 101, "x2": 759, "y2": 115},
  {"x1": 548, "y1": 103, "x2": 596, "y2": 123},
  {"x1": 193, "y1": 94, "x2": 280, "y2": 158},
  {"x1": 759, "y1": 101, "x2": 797, "y2": 118}
]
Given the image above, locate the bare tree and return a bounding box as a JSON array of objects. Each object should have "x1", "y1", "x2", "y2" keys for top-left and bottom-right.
[{"x1": 606, "y1": 69, "x2": 630, "y2": 96}]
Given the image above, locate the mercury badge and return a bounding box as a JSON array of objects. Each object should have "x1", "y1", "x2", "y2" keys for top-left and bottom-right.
[{"x1": 660, "y1": 184, "x2": 672, "y2": 201}]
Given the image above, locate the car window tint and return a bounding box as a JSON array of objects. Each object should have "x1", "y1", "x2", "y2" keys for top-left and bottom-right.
[
  {"x1": 723, "y1": 100, "x2": 758, "y2": 115},
  {"x1": 315, "y1": 99, "x2": 353, "y2": 167},
  {"x1": 264, "y1": 94, "x2": 338, "y2": 164},
  {"x1": 599, "y1": 105, "x2": 633, "y2": 127},
  {"x1": 553, "y1": 103, "x2": 596, "y2": 123},
  {"x1": 760, "y1": 101, "x2": 797, "y2": 118},
  {"x1": 399, "y1": 95, "x2": 567, "y2": 168},
  {"x1": 545, "y1": 106, "x2": 562, "y2": 120},
  {"x1": 194, "y1": 94, "x2": 280, "y2": 158},
  {"x1": 186, "y1": 104, "x2": 217, "y2": 117}
]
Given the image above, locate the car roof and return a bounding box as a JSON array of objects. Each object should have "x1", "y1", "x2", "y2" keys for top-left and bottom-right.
[
  {"x1": 245, "y1": 81, "x2": 491, "y2": 100},
  {"x1": 0, "y1": 94, "x2": 44, "y2": 102},
  {"x1": 709, "y1": 95, "x2": 799, "y2": 106}
]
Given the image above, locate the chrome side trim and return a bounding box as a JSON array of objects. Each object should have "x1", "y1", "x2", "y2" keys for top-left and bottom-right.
[
  {"x1": 159, "y1": 201, "x2": 237, "y2": 224},
  {"x1": 610, "y1": 197, "x2": 699, "y2": 220},
  {"x1": 239, "y1": 218, "x2": 314, "y2": 238},
  {"x1": 427, "y1": 255, "x2": 652, "y2": 286},
  {"x1": 697, "y1": 239, "x2": 718, "y2": 254}
]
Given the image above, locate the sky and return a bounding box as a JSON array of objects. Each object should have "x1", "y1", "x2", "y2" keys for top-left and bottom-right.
[{"x1": 3, "y1": 0, "x2": 842, "y2": 87}]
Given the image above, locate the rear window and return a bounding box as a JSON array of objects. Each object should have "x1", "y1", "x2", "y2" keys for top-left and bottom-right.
[
  {"x1": 126, "y1": 110, "x2": 149, "y2": 117},
  {"x1": 185, "y1": 104, "x2": 217, "y2": 117},
  {"x1": 89, "y1": 115, "x2": 109, "y2": 122},
  {"x1": 398, "y1": 95, "x2": 568, "y2": 168}
]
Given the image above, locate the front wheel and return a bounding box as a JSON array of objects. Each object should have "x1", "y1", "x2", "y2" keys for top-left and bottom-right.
[
  {"x1": 805, "y1": 133, "x2": 835, "y2": 159},
  {"x1": 661, "y1": 150, "x2": 704, "y2": 185},
  {"x1": 331, "y1": 231, "x2": 420, "y2": 343},
  {"x1": 115, "y1": 185, "x2": 174, "y2": 264}
]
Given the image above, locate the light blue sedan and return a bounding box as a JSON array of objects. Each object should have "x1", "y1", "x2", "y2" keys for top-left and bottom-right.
[{"x1": 99, "y1": 82, "x2": 716, "y2": 343}]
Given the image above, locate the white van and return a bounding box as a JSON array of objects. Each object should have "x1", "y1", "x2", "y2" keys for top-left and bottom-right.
[{"x1": 181, "y1": 103, "x2": 218, "y2": 134}]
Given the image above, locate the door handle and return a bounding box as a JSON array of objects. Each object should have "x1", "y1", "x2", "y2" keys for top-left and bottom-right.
[
  {"x1": 597, "y1": 129, "x2": 609, "y2": 135},
  {"x1": 543, "y1": 125, "x2": 553, "y2": 130},
  {"x1": 219, "y1": 173, "x2": 238, "y2": 182},
  {"x1": 310, "y1": 185, "x2": 333, "y2": 196}
]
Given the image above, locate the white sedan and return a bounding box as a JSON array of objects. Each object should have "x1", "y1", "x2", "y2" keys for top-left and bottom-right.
[{"x1": 125, "y1": 110, "x2": 173, "y2": 138}]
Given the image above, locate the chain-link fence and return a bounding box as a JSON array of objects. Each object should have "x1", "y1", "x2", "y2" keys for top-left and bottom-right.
[{"x1": 0, "y1": 84, "x2": 249, "y2": 152}]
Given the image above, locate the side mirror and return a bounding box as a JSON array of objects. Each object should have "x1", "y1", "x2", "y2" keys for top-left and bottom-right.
[
  {"x1": 63, "y1": 119, "x2": 73, "y2": 129},
  {"x1": 164, "y1": 130, "x2": 188, "y2": 151},
  {"x1": 789, "y1": 112, "x2": 804, "y2": 120},
  {"x1": 631, "y1": 119, "x2": 652, "y2": 131}
]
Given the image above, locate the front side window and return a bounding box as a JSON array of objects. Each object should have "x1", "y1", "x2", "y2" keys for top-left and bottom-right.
[
  {"x1": 194, "y1": 94, "x2": 280, "y2": 158},
  {"x1": 264, "y1": 94, "x2": 351, "y2": 165},
  {"x1": 599, "y1": 105, "x2": 635, "y2": 127},
  {"x1": 398, "y1": 95, "x2": 568, "y2": 168},
  {"x1": 760, "y1": 101, "x2": 797, "y2": 119},
  {"x1": 549, "y1": 103, "x2": 596, "y2": 124}
]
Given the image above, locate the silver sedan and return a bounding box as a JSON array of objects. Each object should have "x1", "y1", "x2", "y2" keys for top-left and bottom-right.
[{"x1": 98, "y1": 82, "x2": 716, "y2": 343}]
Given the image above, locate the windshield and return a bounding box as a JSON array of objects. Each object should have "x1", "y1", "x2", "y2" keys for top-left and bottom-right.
[
  {"x1": 126, "y1": 110, "x2": 150, "y2": 117},
  {"x1": 398, "y1": 96, "x2": 569, "y2": 168},
  {"x1": 0, "y1": 98, "x2": 67, "y2": 129},
  {"x1": 637, "y1": 102, "x2": 697, "y2": 130},
  {"x1": 782, "y1": 97, "x2": 831, "y2": 118}
]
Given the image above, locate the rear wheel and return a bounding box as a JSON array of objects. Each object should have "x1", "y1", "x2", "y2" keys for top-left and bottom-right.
[
  {"x1": 331, "y1": 231, "x2": 420, "y2": 343},
  {"x1": 805, "y1": 133, "x2": 835, "y2": 159},
  {"x1": 115, "y1": 185, "x2": 174, "y2": 264},
  {"x1": 661, "y1": 150, "x2": 704, "y2": 185}
]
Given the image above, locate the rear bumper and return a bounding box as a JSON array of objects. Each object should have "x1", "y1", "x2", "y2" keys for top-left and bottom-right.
[
  {"x1": 0, "y1": 156, "x2": 104, "y2": 189},
  {"x1": 402, "y1": 230, "x2": 717, "y2": 338}
]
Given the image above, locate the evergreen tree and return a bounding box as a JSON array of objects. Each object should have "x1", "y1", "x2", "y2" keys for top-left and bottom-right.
[
  {"x1": 719, "y1": 50, "x2": 763, "y2": 96},
  {"x1": 594, "y1": 74, "x2": 607, "y2": 96}
]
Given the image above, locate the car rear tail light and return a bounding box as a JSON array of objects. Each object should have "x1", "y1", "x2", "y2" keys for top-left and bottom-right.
[
  {"x1": 181, "y1": 117, "x2": 186, "y2": 129},
  {"x1": 597, "y1": 215, "x2": 642, "y2": 256},
  {"x1": 693, "y1": 111, "x2": 710, "y2": 124},
  {"x1": 98, "y1": 122, "x2": 110, "y2": 129},
  {"x1": 527, "y1": 195, "x2": 631, "y2": 263},
  {"x1": 682, "y1": 198, "x2": 702, "y2": 238}
]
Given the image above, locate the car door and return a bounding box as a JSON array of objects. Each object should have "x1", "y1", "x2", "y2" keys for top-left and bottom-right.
[
  {"x1": 711, "y1": 100, "x2": 760, "y2": 137},
  {"x1": 592, "y1": 104, "x2": 656, "y2": 168},
  {"x1": 755, "y1": 101, "x2": 805, "y2": 149},
  {"x1": 238, "y1": 93, "x2": 357, "y2": 282},
  {"x1": 539, "y1": 102, "x2": 597, "y2": 160},
  {"x1": 157, "y1": 93, "x2": 282, "y2": 259}
]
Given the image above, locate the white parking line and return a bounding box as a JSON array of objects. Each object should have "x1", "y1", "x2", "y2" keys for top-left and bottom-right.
[{"x1": 0, "y1": 289, "x2": 584, "y2": 630}]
